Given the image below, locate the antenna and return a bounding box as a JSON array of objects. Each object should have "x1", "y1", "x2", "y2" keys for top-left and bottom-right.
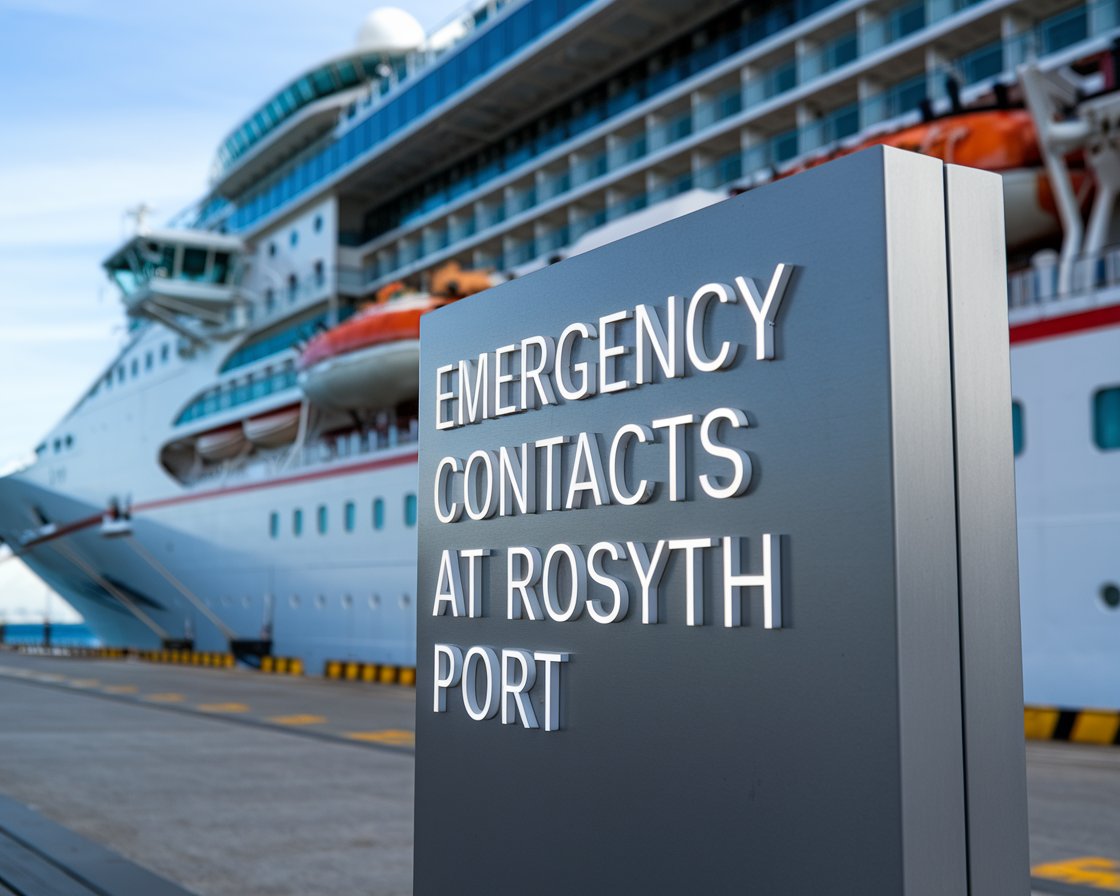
[{"x1": 124, "y1": 203, "x2": 156, "y2": 235}]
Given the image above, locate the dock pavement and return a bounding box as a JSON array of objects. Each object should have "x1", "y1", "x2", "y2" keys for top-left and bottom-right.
[{"x1": 0, "y1": 650, "x2": 1116, "y2": 895}]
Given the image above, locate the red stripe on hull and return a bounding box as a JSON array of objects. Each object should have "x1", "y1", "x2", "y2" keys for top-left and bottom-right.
[
  {"x1": 20, "y1": 451, "x2": 418, "y2": 550},
  {"x1": 1010, "y1": 304, "x2": 1120, "y2": 344}
]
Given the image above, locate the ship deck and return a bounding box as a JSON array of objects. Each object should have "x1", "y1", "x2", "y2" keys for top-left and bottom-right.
[{"x1": 0, "y1": 649, "x2": 1115, "y2": 895}]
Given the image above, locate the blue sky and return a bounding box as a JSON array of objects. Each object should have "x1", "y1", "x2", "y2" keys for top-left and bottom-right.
[{"x1": 0, "y1": 0, "x2": 460, "y2": 621}]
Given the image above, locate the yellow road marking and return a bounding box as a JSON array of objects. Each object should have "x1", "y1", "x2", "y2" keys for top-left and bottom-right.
[
  {"x1": 196, "y1": 702, "x2": 249, "y2": 713},
  {"x1": 102, "y1": 685, "x2": 138, "y2": 694},
  {"x1": 268, "y1": 714, "x2": 326, "y2": 726},
  {"x1": 346, "y1": 729, "x2": 415, "y2": 746},
  {"x1": 68, "y1": 679, "x2": 99, "y2": 687},
  {"x1": 144, "y1": 693, "x2": 184, "y2": 703},
  {"x1": 1032, "y1": 856, "x2": 1120, "y2": 890}
]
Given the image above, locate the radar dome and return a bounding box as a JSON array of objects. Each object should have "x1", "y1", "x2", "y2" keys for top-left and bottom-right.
[{"x1": 356, "y1": 7, "x2": 425, "y2": 55}]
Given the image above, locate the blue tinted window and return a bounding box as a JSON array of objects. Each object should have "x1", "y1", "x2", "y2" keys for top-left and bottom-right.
[
  {"x1": 404, "y1": 494, "x2": 418, "y2": 527},
  {"x1": 1093, "y1": 387, "x2": 1120, "y2": 450},
  {"x1": 293, "y1": 508, "x2": 303, "y2": 536},
  {"x1": 1012, "y1": 401, "x2": 1024, "y2": 456},
  {"x1": 317, "y1": 505, "x2": 328, "y2": 534},
  {"x1": 373, "y1": 498, "x2": 385, "y2": 530},
  {"x1": 269, "y1": 512, "x2": 279, "y2": 538},
  {"x1": 344, "y1": 501, "x2": 356, "y2": 532}
]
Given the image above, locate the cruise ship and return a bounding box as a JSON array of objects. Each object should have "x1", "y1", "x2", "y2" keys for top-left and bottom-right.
[{"x1": 2, "y1": 0, "x2": 1119, "y2": 704}]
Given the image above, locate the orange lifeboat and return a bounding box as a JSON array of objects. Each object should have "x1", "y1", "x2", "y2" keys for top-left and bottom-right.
[
  {"x1": 783, "y1": 107, "x2": 1089, "y2": 248},
  {"x1": 298, "y1": 263, "x2": 494, "y2": 412}
]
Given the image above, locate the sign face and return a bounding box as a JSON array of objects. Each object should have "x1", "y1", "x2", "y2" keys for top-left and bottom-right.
[{"x1": 414, "y1": 147, "x2": 1028, "y2": 895}]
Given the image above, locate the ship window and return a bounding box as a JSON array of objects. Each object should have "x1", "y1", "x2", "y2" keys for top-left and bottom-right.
[
  {"x1": 268, "y1": 242, "x2": 277, "y2": 257},
  {"x1": 404, "y1": 493, "x2": 417, "y2": 527},
  {"x1": 373, "y1": 498, "x2": 385, "y2": 530},
  {"x1": 1012, "y1": 401, "x2": 1024, "y2": 456},
  {"x1": 342, "y1": 594, "x2": 353, "y2": 609},
  {"x1": 314, "y1": 215, "x2": 323, "y2": 233},
  {"x1": 314, "y1": 260, "x2": 325, "y2": 287},
  {"x1": 316, "y1": 594, "x2": 326, "y2": 609},
  {"x1": 265, "y1": 288, "x2": 275, "y2": 312},
  {"x1": 290, "y1": 229, "x2": 299, "y2": 247},
  {"x1": 290, "y1": 594, "x2": 300, "y2": 608},
  {"x1": 131, "y1": 358, "x2": 139, "y2": 378},
  {"x1": 161, "y1": 344, "x2": 170, "y2": 363},
  {"x1": 344, "y1": 501, "x2": 355, "y2": 532},
  {"x1": 117, "y1": 365, "x2": 125, "y2": 383},
  {"x1": 182, "y1": 247, "x2": 208, "y2": 280},
  {"x1": 53, "y1": 438, "x2": 61, "y2": 453},
  {"x1": 288, "y1": 274, "x2": 298, "y2": 303},
  {"x1": 64, "y1": 435, "x2": 73, "y2": 449},
  {"x1": 317, "y1": 504, "x2": 328, "y2": 534},
  {"x1": 213, "y1": 252, "x2": 231, "y2": 284},
  {"x1": 369, "y1": 593, "x2": 381, "y2": 608},
  {"x1": 1102, "y1": 583, "x2": 1120, "y2": 610},
  {"x1": 293, "y1": 508, "x2": 303, "y2": 536},
  {"x1": 269, "y1": 512, "x2": 279, "y2": 539},
  {"x1": 1093, "y1": 387, "x2": 1120, "y2": 450}
]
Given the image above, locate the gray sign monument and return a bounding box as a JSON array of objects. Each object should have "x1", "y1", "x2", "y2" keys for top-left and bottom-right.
[{"x1": 414, "y1": 147, "x2": 1028, "y2": 894}]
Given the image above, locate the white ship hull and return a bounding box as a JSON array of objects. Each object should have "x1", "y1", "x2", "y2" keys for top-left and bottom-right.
[
  {"x1": 2, "y1": 0, "x2": 1118, "y2": 703},
  {"x1": 0, "y1": 450, "x2": 419, "y2": 672}
]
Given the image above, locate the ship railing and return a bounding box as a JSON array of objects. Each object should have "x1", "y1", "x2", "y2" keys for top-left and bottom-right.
[
  {"x1": 1008, "y1": 246, "x2": 1120, "y2": 309},
  {"x1": 182, "y1": 419, "x2": 419, "y2": 491}
]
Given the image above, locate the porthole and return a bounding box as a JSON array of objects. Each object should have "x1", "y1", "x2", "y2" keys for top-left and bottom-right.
[
  {"x1": 1012, "y1": 400, "x2": 1024, "y2": 456},
  {"x1": 1093, "y1": 387, "x2": 1120, "y2": 450},
  {"x1": 1102, "y1": 583, "x2": 1120, "y2": 610},
  {"x1": 268, "y1": 242, "x2": 276, "y2": 257},
  {"x1": 290, "y1": 229, "x2": 299, "y2": 247},
  {"x1": 316, "y1": 594, "x2": 327, "y2": 609},
  {"x1": 313, "y1": 214, "x2": 323, "y2": 233},
  {"x1": 400, "y1": 594, "x2": 412, "y2": 608},
  {"x1": 341, "y1": 594, "x2": 353, "y2": 609},
  {"x1": 369, "y1": 594, "x2": 381, "y2": 609},
  {"x1": 290, "y1": 594, "x2": 301, "y2": 608}
]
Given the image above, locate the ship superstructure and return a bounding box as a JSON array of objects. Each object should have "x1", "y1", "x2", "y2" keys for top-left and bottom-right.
[{"x1": 1, "y1": 0, "x2": 1118, "y2": 700}]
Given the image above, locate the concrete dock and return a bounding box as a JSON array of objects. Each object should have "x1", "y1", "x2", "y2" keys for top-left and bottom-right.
[{"x1": 0, "y1": 650, "x2": 1116, "y2": 895}]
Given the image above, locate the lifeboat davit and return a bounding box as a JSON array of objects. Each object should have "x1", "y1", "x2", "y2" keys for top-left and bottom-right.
[
  {"x1": 243, "y1": 405, "x2": 301, "y2": 448},
  {"x1": 784, "y1": 107, "x2": 1089, "y2": 249},
  {"x1": 299, "y1": 263, "x2": 494, "y2": 412},
  {"x1": 195, "y1": 425, "x2": 247, "y2": 461}
]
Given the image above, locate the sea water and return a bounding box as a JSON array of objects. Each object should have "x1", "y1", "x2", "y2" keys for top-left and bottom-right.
[{"x1": 0, "y1": 623, "x2": 97, "y2": 647}]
